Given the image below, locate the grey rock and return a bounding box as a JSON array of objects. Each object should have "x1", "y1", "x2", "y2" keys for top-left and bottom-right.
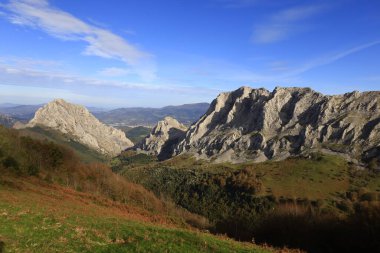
[
  {"x1": 24, "y1": 99, "x2": 133, "y2": 156},
  {"x1": 134, "y1": 116, "x2": 187, "y2": 160},
  {"x1": 173, "y1": 86, "x2": 380, "y2": 163}
]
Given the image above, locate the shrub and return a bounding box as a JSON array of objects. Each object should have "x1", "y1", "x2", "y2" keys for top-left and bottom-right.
[
  {"x1": 2, "y1": 156, "x2": 19, "y2": 173},
  {"x1": 27, "y1": 164, "x2": 39, "y2": 176},
  {"x1": 360, "y1": 192, "x2": 379, "y2": 202}
]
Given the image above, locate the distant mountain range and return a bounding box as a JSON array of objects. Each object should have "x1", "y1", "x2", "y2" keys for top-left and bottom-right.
[
  {"x1": 0, "y1": 104, "x2": 43, "y2": 122},
  {"x1": 0, "y1": 113, "x2": 16, "y2": 128},
  {"x1": 93, "y1": 103, "x2": 210, "y2": 126},
  {"x1": 0, "y1": 102, "x2": 210, "y2": 126}
]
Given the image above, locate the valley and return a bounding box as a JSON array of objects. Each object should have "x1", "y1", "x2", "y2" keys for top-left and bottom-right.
[{"x1": 2, "y1": 1, "x2": 379, "y2": 252}]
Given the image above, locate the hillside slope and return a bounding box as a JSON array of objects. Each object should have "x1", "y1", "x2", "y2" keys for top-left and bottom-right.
[
  {"x1": 114, "y1": 151, "x2": 380, "y2": 253},
  {"x1": 0, "y1": 178, "x2": 275, "y2": 253},
  {"x1": 18, "y1": 126, "x2": 107, "y2": 163},
  {"x1": 0, "y1": 126, "x2": 276, "y2": 253}
]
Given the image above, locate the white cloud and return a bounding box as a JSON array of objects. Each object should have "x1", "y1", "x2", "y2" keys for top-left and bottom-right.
[
  {"x1": 0, "y1": 59, "x2": 220, "y2": 96},
  {"x1": 252, "y1": 4, "x2": 327, "y2": 43},
  {"x1": 1, "y1": 0, "x2": 156, "y2": 81},
  {"x1": 99, "y1": 67, "x2": 130, "y2": 77},
  {"x1": 0, "y1": 56, "x2": 61, "y2": 70}
]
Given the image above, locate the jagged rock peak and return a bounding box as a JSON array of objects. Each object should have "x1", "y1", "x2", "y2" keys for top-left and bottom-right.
[
  {"x1": 26, "y1": 99, "x2": 133, "y2": 156},
  {"x1": 153, "y1": 116, "x2": 188, "y2": 133},
  {"x1": 135, "y1": 116, "x2": 187, "y2": 160},
  {"x1": 174, "y1": 86, "x2": 380, "y2": 164}
]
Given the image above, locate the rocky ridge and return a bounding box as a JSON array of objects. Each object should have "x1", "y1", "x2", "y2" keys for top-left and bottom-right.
[
  {"x1": 25, "y1": 99, "x2": 133, "y2": 156},
  {"x1": 134, "y1": 116, "x2": 187, "y2": 160},
  {"x1": 165, "y1": 86, "x2": 380, "y2": 164}
]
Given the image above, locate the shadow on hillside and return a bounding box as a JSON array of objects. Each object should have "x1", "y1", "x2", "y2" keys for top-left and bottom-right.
[{"x1": 215, "y1": 203, "x2": 380, "y2": 253}]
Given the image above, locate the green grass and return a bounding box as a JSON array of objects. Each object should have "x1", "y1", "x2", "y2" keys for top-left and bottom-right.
[
  {"x1": 116, "y1": 152, "x2": 353, "y2": 200},
  {"x1": 0, "y1": 206, "x2": 267, "y2": 253},
  {"x1": 251, "y1": 154, "x2": 349, "y2": 199},
  {"x1": 114, "y1": 152, "x2": 380, "y2": 201},
  {"x1": 0, "y1": 180, "x2": 273, "y2": 253},
  {"x1": 124, "y1": 126, "x2": 151, "y2": 144}
]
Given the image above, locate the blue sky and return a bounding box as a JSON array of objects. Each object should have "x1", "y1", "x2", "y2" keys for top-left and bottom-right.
[{"x1": 0, "y1": 0, "x2": 379, "y2": 107}]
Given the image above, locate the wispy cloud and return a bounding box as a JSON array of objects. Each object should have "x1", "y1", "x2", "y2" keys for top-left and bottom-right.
[
  {"x1": 1, "y1": 0, "x2": 156, "y2": 81},
  {"x1": 0, "y1": 56, "x2": 61, "y2": 70},
  {"x1": 0, "y1": 58, "x2": 220, "y2": 97},
  {"x1": 252, "y1": 4, "x2": 327, "y2": 43},
  {"x1": 286, "y1": 40, "x2": 380, "y2": 76},
  {"x1": 99, "y1": 67, "x2": 130, "y2": 77}
]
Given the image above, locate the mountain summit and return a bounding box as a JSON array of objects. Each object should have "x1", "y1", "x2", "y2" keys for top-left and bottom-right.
[
  {"x1": 26, "y1": 99, "x2": 133, "y2": 156},
  {"x1": 135, "y1": 116, "x2": 187, "y2": 160}
]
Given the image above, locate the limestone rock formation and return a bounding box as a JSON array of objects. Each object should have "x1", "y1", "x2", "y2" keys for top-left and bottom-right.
[
  {"x1": 26, "y1": 99, "x2": 133, "y2": 156},
  {"x1": 135, "y1": 116, "x2": 187, "y2": 160},
  {"x1": 174, "y1": 86, "x2": 380, "y2": 164}
]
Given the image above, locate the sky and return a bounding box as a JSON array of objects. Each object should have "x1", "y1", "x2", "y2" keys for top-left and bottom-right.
[{"x1": 0, "y1": 0, "x2": 379, "y2": 108}]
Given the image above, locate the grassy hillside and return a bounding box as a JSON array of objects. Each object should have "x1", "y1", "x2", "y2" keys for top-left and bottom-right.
[
  {"x1": 0, "y1": 178, "x2": 275, "y2": 253},
  {"x1": 0, "y1": 126, "x2": 278, "y2": 253},
  {"x1": 113, "y1": 152, "x2": 380, "y2": 252},
  {"x1": 18, "y1": 126, "x2": 107, "y2": 163}
]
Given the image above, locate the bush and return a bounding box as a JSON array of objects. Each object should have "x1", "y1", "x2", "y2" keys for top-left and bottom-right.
[
  {"x1": 2, "y1": 156, "x2": 19, "y2": 173},
  {"x1": 360, "y1": 192, "x2": 379, "y2": 202},
  {"x1": 27, "y1": 165, "x2": 39, "y2": 176}
]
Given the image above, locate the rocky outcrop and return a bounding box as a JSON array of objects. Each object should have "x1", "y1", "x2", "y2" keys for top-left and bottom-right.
[
  {"x1": 174, "y1": 86, "x2": 380, "y2": 164},
  {"x1": 135, "y1": 116, "x2": 187, "y2": 160},
  {"x1": 25, "y1": 99, "x2": 133, "y2": 156}
]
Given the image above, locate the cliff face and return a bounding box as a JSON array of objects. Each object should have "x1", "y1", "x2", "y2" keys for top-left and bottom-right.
[
  {"x1": 173, "y1": 86, "x2": 380, "y2": 163},
  {"x1": 135, "y1": 116, "x2": 187, "y2": 160},
  {"x1": 26, "y1": 99, "x2": 133, "y2": 156}
]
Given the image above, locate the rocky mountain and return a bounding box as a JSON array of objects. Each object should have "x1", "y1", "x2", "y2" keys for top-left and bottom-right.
[
  {"x1": 134, "y1": 116, "x2": 187, "y2": 160},
  {"x1": 24, "y1": 99, "x2": 133, "y2": 156},
  {"x1": 171, "y1": 87, "x2": 380, "y2": 162},
  {"x1": 163, "y1": 86, "x2": 380, "y2": 164},
  {"x1": 0, "y1": 113, "x2": 16, "y2": 128},
  {"x1": 94, "y1": 103, "x2": 210, "y2": 126}
]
